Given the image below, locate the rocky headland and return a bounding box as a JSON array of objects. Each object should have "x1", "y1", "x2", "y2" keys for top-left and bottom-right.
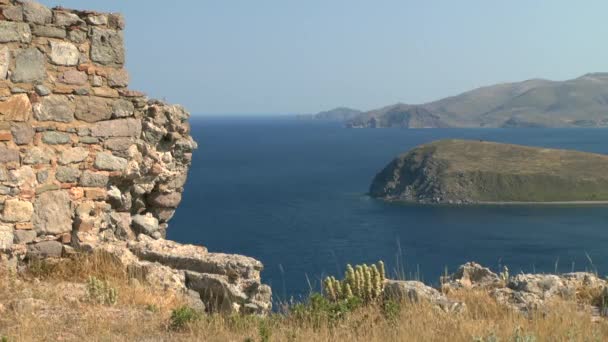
[
  {"x1": 370, "y1": 139, "x2": 608, "y2": 204},
  {"x1": 344, "y1": 73, "x2": 608, "y2": 128},
  {"x1": 0, "y1": 0, "x2": 271, "y2": 314}
]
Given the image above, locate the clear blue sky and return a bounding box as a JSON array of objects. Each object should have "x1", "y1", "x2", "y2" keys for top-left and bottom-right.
[{"x1": 40, "y1": 0, "x2": 608, "y2": 115}]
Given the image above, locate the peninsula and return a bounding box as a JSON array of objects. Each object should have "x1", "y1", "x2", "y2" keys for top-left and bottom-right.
[{"x1": 370, "y1": 140, "x2": 608, "y2": 204}]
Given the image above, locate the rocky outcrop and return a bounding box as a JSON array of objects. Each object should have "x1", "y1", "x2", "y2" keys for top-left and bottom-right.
[
  {"x1": 0, "y1": 0, "x2": 271, "y2": 314},
  {"x1": 384, "y1": 279, "x2": 465, "y2": 313},
  {"x1": 442, "y1": 262, "x2": 607, "y2": 316},
  {"x1": 347, "y1": 103, "x2": 448, "y2": 128},
  {"x1": 370, "y1": 139, "x2": 608, "y2": 204}
]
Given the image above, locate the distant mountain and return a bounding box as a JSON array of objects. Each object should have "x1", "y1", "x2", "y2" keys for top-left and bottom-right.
[
  {"x1": 298, "y1": 107, "x2": 362, "y2": 121},
  {"x1": 348, "y1": 73, "x2": 608, "y2": 128}
]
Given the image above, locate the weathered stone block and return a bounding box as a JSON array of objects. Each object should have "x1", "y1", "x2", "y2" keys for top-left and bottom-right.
[
  {"x1": 2, "y1": 199, "x2": 34, "y2": 223},
  {"x1": 23, "y1": 1, "x2": 52, "y2": 24},
  {"x1": 0, "y1": 94, "x2": 32, "y2": 122},
  {"x1": 13, "y1": 230, "x2": 37, "y2": 244},
  {"x1": 32, "y1": 25, "x2": 66, "y2": 38},
  {"x1": 0, "y1": 226, "x2": 13, "y2": 251},
  {"x1": 148, "y1": 192, "x2": 182, "y2": 208},
  {"x1": 107, "y1": 69, "x2": 129, "y2": 87},
  {"x1": 104, "y1": 137, "x2": 134, "y2": 151},
  {"x1": 90, "y1": 27, "x2": 125, "y2": 65},
  {"x1": 11, "y1": 48, "x2": 46, "y2": 83},
  {"x1": 55, "y1": 166, "x2": 81, "y2": 183},
  {"x1": 27, "y1": 241, "x2": 63, "y2": 258},
  {"x1": 79, "y1": 171, "x2": 109, "y2": 187},
  {"x1": 94, "y1": 152, "x2": 127, "y2": 171},
  {"x1": 33, "y1": 95, "x2": 75, "y2": 123},
  {"x1": 91, "y1": 118, "x2": 141, "y2": 137},
  {"x1": 112, "y1": 99, "x2": 134, "y2": 118},
  {"x1": 22, "y1": 146, "x2": 52, "y2": 165},
  {"x1": 58, "y1": 70, "x2": 88, "y2": 85},
  {"x1": 42, "y1": 131, "x2": 70, "y2": 145},
  {"x1": 58, "y1": 147, "x2": 89, "y2": 165},
  {"x1": 75, "y1": 96, "x2": 112, "y2": 122},
  {"x1": 53, "y1": 11, "x2": 82, "y2": 26},
  {"x1": 11, "y1": 123, "x2": 35, "y2": 145},
  {"x1": 0, "y1": 47, "x2": 8, "y2": 79},
  {"x1": 131, "y1": 214, "x2": 159, "y2": 236},
  {"x1": 49, "y1": 41, "x2": 79, "y2": 66},
  {"x1": 2, "y1": 6, "x2": 23, "y2": 22},
  {"x1": 0, "y1": 21, "x2": 31, "y2": 43},
  {"x1": 0, "y1": 146, "x2": 19, "y2": 164},
  {"x1": 33, "y1": 190, "x2": 72, "y2": 235}
]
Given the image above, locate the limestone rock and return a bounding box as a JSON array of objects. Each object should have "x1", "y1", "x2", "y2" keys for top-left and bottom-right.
[
  {"x1": 2, "y1": 199, "x2": 34, "y2": 223},
  {"x1": 0, "y1": 21, "x2": 31, "y2": 43},
  {"x1": 49, "y1": 41, "x2": 80, "y2": 66},
  {"x1": 33, "y1": 95, "x2": 75, "y2": 123},
  {"x1": 11, "y1": 48, "x2": 46, "y2": 83},
  {"x1": 33, "y1": 190, "x2": 72, "y2": 235},
  {"x1": 90, "y1": 27, "x2": 124, "y2": 65},
  {"x1": 0, "y1": 94, "x2": 32, "y2": 122},
  {"x1": 442, "y1": 262, "x2": 501, "y2": 291}
]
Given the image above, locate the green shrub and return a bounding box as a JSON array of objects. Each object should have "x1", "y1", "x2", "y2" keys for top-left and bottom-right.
[
  {"x1": 86, "y1": 276, "x2": 118, "y2": 305},
  {"x1": 170, "y1": 306, "x2": 202, "y2": 330},
  {"x1": 323, "y1": 261, "x2": 386, "y2": 303}
]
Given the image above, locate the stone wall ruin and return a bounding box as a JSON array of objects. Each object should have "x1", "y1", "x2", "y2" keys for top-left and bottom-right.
[{"x1": 0, "y1": 0, "x2": 271, "y2": 314}]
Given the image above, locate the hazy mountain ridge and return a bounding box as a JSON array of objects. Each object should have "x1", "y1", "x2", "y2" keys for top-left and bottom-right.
[
  {"x1": 298, "y1": 107, "x2": 362, "y2": 121},
  {"x1": 347, "y1": 73, "x2": 608, "y2": 128}
]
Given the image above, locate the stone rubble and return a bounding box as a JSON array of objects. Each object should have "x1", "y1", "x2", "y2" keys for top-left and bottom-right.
[{"x1": 0, "y1": 0, "x2": 271, "y2": 314}]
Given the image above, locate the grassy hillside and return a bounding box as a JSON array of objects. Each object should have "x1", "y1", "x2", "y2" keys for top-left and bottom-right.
[
  {"x1": 370, "y1": 139, "x2": 608, "y2": 203},
  {"x1": 2, "y1": 254, "x2": 608, "y2": 341},
  {"x1": 347, "y1": 73, "x2": 608, "y2": 128}
]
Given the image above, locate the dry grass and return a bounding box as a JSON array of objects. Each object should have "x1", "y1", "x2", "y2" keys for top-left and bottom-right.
[{"x1": 2, "y1": 255, "x2": 608, "y2": 341}]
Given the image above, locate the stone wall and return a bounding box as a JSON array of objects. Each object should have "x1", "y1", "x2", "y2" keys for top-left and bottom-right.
[{"x1": 0, "y1": 0, "x2": 271, "y2": 314}]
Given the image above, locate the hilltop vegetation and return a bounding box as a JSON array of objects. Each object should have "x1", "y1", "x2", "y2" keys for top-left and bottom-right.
[
  {"x1": 370, "y1": 139, "x2": 608, "y2": 203},
  {"x1": 347, "y1": 73, "x2": 608, "y2": 128}
]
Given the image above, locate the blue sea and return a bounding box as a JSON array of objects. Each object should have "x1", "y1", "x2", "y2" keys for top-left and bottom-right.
[{"x1": 168, "y1": 117, "x2": 608, "y2": 300}]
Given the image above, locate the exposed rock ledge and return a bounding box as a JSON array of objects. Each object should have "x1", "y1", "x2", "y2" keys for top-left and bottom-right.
[
  {"x1": 0, "y1": 0, "x2": 272, "y2": 314},
  {"x1": 384, "y1": 262, "x2": 607, "y2": 320}
]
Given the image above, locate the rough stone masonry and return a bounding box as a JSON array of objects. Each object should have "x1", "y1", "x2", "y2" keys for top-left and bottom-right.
[{"x1": 0, "y1": 0, "x2": 271, "y2": 314}]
